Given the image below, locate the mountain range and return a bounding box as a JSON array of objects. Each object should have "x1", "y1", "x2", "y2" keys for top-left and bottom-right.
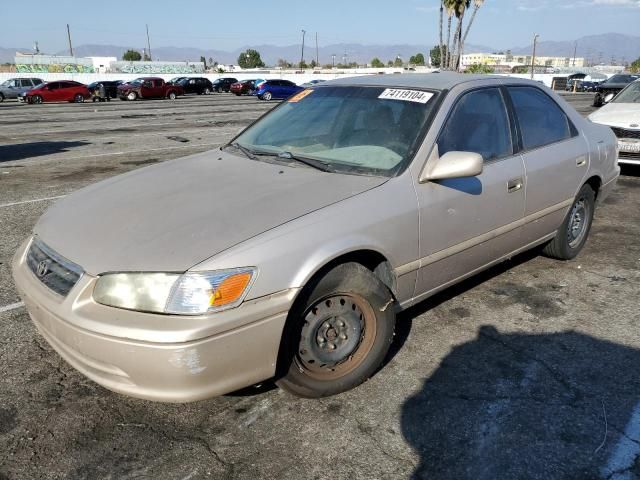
[{"x1": 2, "y1": 33, "x2": 639, "y2": 66}]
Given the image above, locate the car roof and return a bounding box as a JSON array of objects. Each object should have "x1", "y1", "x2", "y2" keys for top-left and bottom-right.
[{"x1": 324, "y1": 72, "x2": 534, "y2": 90}]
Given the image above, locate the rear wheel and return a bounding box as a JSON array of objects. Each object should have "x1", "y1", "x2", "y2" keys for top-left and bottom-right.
[
  {"x1": 168, "y1": 91, "x2": 177, "y2": 100},
  {"x1": 276, "y1": 262, "x2": 396, "y2": 398},
  {"x1": 543, "y1": 184, "x2": 595, "y2": 260},
  {"x1": 127, "y1": 91, "x2": 137, "y2": 101},
  {"x1": 263, "y1": 91, "x2": 272, "y2": 101},
  {"x1": 73, "y1": 94, "x2": 84, "y2": 103}
]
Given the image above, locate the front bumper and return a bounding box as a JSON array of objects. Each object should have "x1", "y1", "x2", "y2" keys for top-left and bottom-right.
[{"x1": 12, "y1": 239, "x2": 298, "y2": 402}]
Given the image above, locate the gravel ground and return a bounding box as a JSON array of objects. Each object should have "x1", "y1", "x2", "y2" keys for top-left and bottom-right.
[{"x1": 1, "y1": 92, "x2": 639, "y2": 480}]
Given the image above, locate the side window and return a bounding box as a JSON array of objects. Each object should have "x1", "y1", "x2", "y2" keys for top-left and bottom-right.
[
  {"x1": 20, "y1": 79, "x2": 32, "y2": 87},
  {"x1": 154, "y1": 80, "x2": 163, "y2": 87},
  {"x1": 508, "y1": 87, "x2": 573, "y2": 150},
  {"x1": 438, "y1": 88, "x2": 513, "y2": 161},
  {"x1": 48, "y1": 82, "x2": 60, "y2": 90}
]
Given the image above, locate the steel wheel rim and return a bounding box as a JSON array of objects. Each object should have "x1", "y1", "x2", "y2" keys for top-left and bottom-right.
[
  {"x1": 295, "y1": 293, "x2": 377, "y2": 380},
  {"x1": 567, "y1": 197, "x2": 590, "y2": 248},
  {"x1": 127, "y1": 92, "x2": 136, "y2": 101}
]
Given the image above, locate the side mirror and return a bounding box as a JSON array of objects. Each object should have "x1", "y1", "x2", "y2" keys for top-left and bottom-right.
[{"x1": 419, "y1": 146, "x2": 483, "y2": 182}]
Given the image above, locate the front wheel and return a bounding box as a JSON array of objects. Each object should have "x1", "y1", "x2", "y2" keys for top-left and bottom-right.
[
  {"x1": 32, "y1": 95, "x2": 43, "y2": 104},
  {"x1": 127, "y1": 91, "x2": 137, "y2": 101},
  {"x1": 543, "y1": 184, "x2": 595, "y2": 260},
  {"x1": 276, "y1": 262, "x2": 396, "y2": 398},
  {"x1": 262, "y1": 91, "x2": 272, "y2": 101},
  {"x1": 204, "y1": 88, "x2": 211, "y2": 95}
]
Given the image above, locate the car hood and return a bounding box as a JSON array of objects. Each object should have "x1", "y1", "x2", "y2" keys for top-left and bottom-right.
[
  {"x1": 589, "y1": 103, "x2": 640, "y2": 128},
  {"x1": 34, "y1": 150, "x2": 386, "y2": 275}
]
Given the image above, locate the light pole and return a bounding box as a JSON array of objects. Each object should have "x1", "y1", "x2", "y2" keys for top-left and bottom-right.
[
  {"x1": 530, "y1": 33, "x2": 539, "y2": 80},
  {"x1": 300, "y1": 30, "x2": 306, "y2": 68}
]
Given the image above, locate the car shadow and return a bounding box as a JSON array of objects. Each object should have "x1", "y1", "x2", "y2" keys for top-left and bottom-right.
[
  {"x1": 401, "y1": 326, "x2": 640, "y2": 479},
  {"x1": 0, "y1": 141, "x2": 90, "y2": 163}
]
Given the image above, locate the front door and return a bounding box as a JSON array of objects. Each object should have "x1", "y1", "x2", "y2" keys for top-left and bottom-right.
[
  {"x1": 413, "y1": 87, "x2": 526, "y2": 302},
  {"x1": 505, "y1": 86, "x2": 589, "y2": 244}
]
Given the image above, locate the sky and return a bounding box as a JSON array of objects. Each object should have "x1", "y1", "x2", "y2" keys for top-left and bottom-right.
[{"x1": 2, "y1": 0, "x2": 639, "y2": 52}]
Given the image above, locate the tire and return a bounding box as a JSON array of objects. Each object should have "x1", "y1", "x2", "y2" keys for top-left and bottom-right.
[
  {"x1": 263, "y1": 91, "x2": 272, "y2": 101},
  {"x1": 168, "y1": 91, "x2": 177, "y2": 100},
  {"x1": 204, "y1": 88, "x2": 211, "y2": 95},
  {"x1": 276, "y1": 262, "x2": 396, "y2": 398},
  {"x1": 32, "y1": 95, "x2": 43, "y2": 104},
  {"x1": 216, "y1": 87, "x2": 222, "y2": 93},
  {"x1": 119, "y1": 97, "x2": 127, "y2": 101},
  {"x1": 593, "y1": 93, "x2": 603, "y2": 107},
  {"x1": 543, "y1": 184, "x2": 596, "y2": 260},
  {"x1": 74, "y1": 94, "x2": 84, "y2": 103},
  {"x1": 0, "y1": 93, "x2": 4, "y2": 102},
  {"x1": 127, "y1": 91, "x2": 137, "y2": 101}
]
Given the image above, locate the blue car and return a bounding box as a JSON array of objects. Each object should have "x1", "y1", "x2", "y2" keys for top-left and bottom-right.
[{"x1": 255, "y1": 79, "x2": 303, "y2": 101}]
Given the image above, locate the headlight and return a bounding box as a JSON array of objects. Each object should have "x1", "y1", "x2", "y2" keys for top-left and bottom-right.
[{"x1": 93, "y1": 268, "x2": 256, "y2": 315}]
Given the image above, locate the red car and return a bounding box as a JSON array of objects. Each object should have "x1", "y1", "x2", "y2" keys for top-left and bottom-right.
[
  {"x1": 230, "y1": 79, "x2": 258, "y2": 96},
  {"x1": 117, "y1": 77, "x2": 184, "y2": 101},
  {"x1": 24, "y1": 81, "x2": 90, "y2": 104}
]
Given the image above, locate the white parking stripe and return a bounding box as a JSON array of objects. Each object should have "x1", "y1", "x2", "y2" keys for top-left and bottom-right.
[
  {"x1": 0, "y1": 195, "x2": 65, "y2": 209},
  {"x1": 0, "y1": 302, "x2": 25, "y2": 313},
  {"x1": 601, "y1": 401, "x2": 640, "y2": 479}
]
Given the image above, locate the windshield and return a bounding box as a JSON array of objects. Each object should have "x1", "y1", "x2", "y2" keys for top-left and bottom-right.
[
  {"x1": 231, "y1": 86, "x2": 438, "y2": 176},
  {"x1": 613, "y1": 82, "x2": 640, "y2": 104},
  {"x1": 129, "y1": 79, "x2": 143, "y2": 85}
]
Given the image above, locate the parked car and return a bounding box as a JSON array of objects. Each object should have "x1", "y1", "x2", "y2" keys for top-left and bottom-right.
[
  {"x1": 175, "y1": 77, "x2": 213, "y2": 95},
  {"x1": 589, "y1": 79, "x2": 640, "y2": 165},
  {"x1": 23, "y1": 81, "x2": 90, "y2": 104},
  {"x1": 0, "y1": 77, "x2": 44, "y2": 102},
  {"x1": 167, "y1": 77, "x2": 188, "y2": 85},
  {"x1": 211, "y1": 77, "x2": 238, "y2": 93},
  {"x1": 230, "y1": 79, "x2": 258, "y2": 96},
  {"x1": 117, "y1": 77, "x2": 184, "y2": 101},
  {"x1": 255, "y1": 79, "x2": 303, "y2": 100},
  {"x1": 301, "y1": 79, "x2": 326, "y2": 88},
  {"x1": 86, "y1": 80, "x2": 123, "y2": 99},
  {"x1": 593, "y1": 74, "x2": 640, "y2": 107},
  {"x1": 12, "y1": 73, "x2": 618, "y2": 402},
  {"x1": 565, "y1": 78, "x2": 599, "y2": 92}
]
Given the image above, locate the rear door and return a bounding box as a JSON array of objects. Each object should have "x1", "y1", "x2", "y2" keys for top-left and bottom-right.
[
  {"x1": 45, "y1": 82, "x2": 63, "y2": 101},
  {"x1": 413, "y1": 87, "x2": 526, "y2": 299},
  {"x1": 505, "y1": 86, "x2": 587, "y2": 244}
]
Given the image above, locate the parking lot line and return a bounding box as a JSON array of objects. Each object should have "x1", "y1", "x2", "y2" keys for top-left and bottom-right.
[
  {"x1": 0, "y1": 195, "x2": 66, "y2": 209},
  {"x1": 0, "y1": 301, "x2": 24, "y2": 314}
]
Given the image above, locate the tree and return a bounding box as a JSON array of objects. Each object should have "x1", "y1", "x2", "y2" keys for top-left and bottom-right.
[
  {"x1": 208, "y1": 57, "x2": 214, "y2": 67},
  {"x1": 631, "y1": 57, "x2": 640, "y2": 73},
  {"x1": 200, "y1": 56, "x2": 207, "y2": 69},
  {"x1": 238, "y1": 49, "x2": 265, "y2": 69},
  {"x1": 459, "y1": 0, "x2": 486, "y2": 69},
  {"x1": 409, "y1": 53, "x2": 426, "y2": 66},
  {"x1": 143, "y1": 53, "x2": 151, "y2": 61},
  {"x1": 371, "y1": 57, "x2": 385, "y2": 68},
  {"x1": 122, "y1": 49, "x2": 142, "y2": 61},
  {"x1": 465, "y1": 63, "x2": 494, "y2": 74},
  {"x1": 310, "y1": 59, "x2": 317, "y2": 68},
  {"x1": 387, "y1": 60, "x2": 394, "y2": 67},
  {"x1": 430, "y1": 45, "x2": 447, "y2": 68},
  {"x1": 277, "y1": 58, "x2": 292, "y2": 69},
  {"x1": 393, "y1": 56, "x2": 403, "y2": 67},
  {"x1": 449, "y1": 0, "x2": 471, "y2": 70}
]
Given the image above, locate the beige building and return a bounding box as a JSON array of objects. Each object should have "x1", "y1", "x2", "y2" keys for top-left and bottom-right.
[{"x1": 461, "y1": 52, "x2": 585, "y2": 69}]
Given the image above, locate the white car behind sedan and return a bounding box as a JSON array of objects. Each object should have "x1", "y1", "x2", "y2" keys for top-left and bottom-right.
[{"x1": 589, "y1": 79, "x2": 640, "y2": 165}]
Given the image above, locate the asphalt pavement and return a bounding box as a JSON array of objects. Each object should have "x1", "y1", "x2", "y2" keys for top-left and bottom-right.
[{"x1": 1, "y1": 92, "x2": 639, "y2": 480}]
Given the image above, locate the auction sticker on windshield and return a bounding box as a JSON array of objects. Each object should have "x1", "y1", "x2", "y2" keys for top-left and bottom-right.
[
  {"x1": 378, "y1": 89, "x2": 433, "y2": 104},
  {"x1": 288, "y1": 89, "x2": 314, "y2": 103}
]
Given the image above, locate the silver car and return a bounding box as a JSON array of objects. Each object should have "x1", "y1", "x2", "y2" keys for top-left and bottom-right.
[
  {"x1": 12, "y1": 73, "x2": 619, "y2": 402},
  {"x1": 0, "y1": 77, "x2": 44, "y2": 102}
]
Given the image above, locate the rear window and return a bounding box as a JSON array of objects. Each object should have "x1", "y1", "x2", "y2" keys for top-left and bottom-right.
[{"x1": 507, "y1": 87, "x2": 574, "y2": 151}]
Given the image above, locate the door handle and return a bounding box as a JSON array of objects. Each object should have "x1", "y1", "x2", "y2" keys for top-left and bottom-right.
[
  {"x1": 507, "y1": 177, "x2": 523, "y2": 193},
  {"x1": 576, "y1": 156, "x2": 587, "y2": 167}
]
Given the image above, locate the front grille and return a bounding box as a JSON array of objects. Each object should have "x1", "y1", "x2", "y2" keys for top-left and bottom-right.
[
  {"x1": 26, "y1": 238, "x2": 83, "y2": 296},
  {"x1": 612, "y1": 127, "x2": 640, "y2": 140},
  {"x1": 619, "y1": 151, "x2": 640, "y2": 162}
]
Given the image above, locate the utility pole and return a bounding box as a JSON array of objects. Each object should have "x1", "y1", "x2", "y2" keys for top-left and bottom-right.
[
  {"x1": 146, "y1": 24, "x2": 152, "y2": 61},
  {"x1": 572, "y1": 41, "x2": 577, "y2": 67},
  {"x1": 300, "y1": 29, "x2": 306, "y2": 68},
  {"x1": 530, "y1": 33, "x2": 539, "y2": 80},
  {"x1": 315, "y1": 32, "x2": 319, "y2": 67},
  {"x1": 66, "y1": 24, "x2": 74, "y2": 57}
]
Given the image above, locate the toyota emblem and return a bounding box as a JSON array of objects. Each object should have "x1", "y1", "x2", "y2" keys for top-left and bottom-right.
[{"x1": 36, "y1": 260, "x2": 50, "y2": 278}]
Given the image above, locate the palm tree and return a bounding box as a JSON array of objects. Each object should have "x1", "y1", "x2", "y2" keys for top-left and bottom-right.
[
  {"x1": 439, "y1": 1, "x2": 444, "y2": 68},
  {"x1": 449, "y1": 0, "x2": 471, "y2": 70},
  {"x1": 459, "y1": 0, "x2": 485, "y2": 69},
  {"x1": 444, "y1": 0, "x2": 456, "y2": 69}
]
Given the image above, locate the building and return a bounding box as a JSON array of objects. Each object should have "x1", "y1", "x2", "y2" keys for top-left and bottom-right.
[
  {"x1": 87, "y1": 57, "x2": 117, "y2": 74},
  {"x1": 461, "y1": 52, "x2": 585, "y2": 70}
]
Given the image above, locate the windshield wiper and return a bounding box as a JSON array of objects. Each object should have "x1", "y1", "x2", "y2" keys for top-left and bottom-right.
[
  {"x1": 228, "y1": 142, "x2": 257, "y2": 160},
  {"x1": 276, "y1": 151, "x2": 333, "y2": 172}
]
